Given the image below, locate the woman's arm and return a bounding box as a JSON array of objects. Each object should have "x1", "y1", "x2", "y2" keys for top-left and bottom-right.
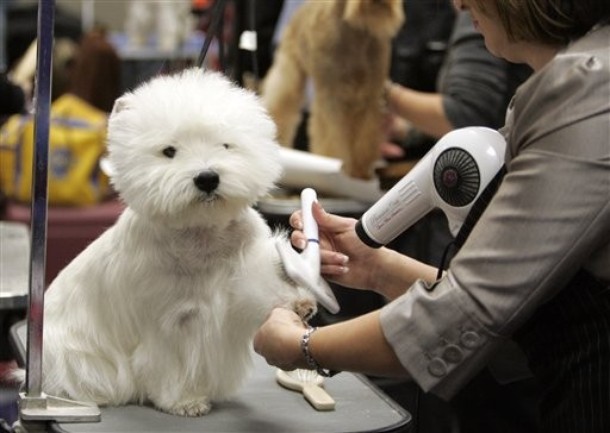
[
  {"x1": 253, "y1": 308, "x2": 410, "y2": 377},
  {"x1": 307, "y1": 310, "x2": 410, "y2": 376},
  {"x1": 385, "y1": 83, "x2": 453, "y2": 139},
  {"x1": 371, "y1": 247, "x2": 440, "y2": 300}
]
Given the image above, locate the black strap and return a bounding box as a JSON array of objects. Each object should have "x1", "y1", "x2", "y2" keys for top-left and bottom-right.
[
  {"x1": 197, "y1": 0, "x2": 228, "y2": 69},
  {"x1": 437, "y1": 165, "x2": 507, "y2": 278}
]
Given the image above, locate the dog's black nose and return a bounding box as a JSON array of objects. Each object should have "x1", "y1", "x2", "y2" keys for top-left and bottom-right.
[{"x1": 193, "y1": 171, "x2": 220, "y2": 193}]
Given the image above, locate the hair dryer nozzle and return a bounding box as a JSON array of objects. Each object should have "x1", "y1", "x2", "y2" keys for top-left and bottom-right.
[{"x1": 355, "y1": 219, "x2": 383, "y2": 248}]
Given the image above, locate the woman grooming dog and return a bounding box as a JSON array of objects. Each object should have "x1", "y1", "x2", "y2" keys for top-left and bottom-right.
[{"x1": 254, "y1": 1, "x2": 610, "y2": 431}]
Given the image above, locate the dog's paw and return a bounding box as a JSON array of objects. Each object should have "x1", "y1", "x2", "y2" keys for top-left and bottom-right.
[
  {"x1": 292, "y1": 298, "x2": 317, "y2": 322},
  {"x1": 163, "y1": 397, "x2": 212, "y2": 417}
]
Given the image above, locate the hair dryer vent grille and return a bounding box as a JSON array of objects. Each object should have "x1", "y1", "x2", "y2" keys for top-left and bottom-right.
[{"x1": 433, "y1": 148, "x2": 480, "y2": 207}]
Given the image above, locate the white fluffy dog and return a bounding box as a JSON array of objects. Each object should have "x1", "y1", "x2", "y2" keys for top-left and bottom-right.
[{"x1": 39, "y1": 68, "x2": 316, "y2": 416}]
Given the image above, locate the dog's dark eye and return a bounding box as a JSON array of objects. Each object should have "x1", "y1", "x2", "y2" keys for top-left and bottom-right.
[
  {"x1": 162, "y1": 146, "x2": 177, "y2": 158},
  {"x1": 222, "y1": 143, "x2": 230, "y2": 150}
]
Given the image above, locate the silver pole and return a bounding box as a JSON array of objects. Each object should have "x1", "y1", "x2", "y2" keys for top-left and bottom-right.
[
  {"x1": 16, "y1": 2, "x2": 100, "y2": 423},
  {"x1": 25, "y1": 0, "x2": 54, "y2": 398}
]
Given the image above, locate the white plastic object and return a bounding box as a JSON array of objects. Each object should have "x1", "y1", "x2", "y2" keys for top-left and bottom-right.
[
  {"x1": 276, "y1": 369, "x2": 336, "y2": 411},
  {"x1": 275, "y1": 189, "x2": 340, "y2": 313}
]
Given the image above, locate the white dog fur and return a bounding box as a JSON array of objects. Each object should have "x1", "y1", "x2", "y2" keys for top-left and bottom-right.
[{"x1": 38, "y1": 68, "x2": 316, "y2": 416}]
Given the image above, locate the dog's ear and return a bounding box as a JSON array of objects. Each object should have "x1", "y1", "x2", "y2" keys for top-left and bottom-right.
[{"x1": 110, "y1": 95, "x2": 133, "y2": 118}]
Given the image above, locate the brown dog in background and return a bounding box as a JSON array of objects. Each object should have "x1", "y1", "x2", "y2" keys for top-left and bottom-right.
[{"x1": 260, "y1": 0, "x2": 404, "y2": 179}]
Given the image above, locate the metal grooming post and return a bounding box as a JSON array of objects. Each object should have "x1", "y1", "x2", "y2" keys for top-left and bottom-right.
[{"x1": 16, "y1": 0, "x2": 100, "y2": 428}]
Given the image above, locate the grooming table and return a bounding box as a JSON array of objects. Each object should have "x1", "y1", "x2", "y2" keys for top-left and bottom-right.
[{"x1": 10, "y1": 321, "x2": 412, "y2": 433}]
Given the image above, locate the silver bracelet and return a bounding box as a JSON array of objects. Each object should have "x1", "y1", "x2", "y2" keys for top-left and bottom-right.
[{"x1": 300, "y1": 326, "x2": 338, "y2": 378}]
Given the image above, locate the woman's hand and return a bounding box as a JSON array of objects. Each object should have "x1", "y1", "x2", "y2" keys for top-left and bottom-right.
[
  {"x1": 253, "y1": 307, "x2": 308, "y2": 371},
  {"x1": 289, "y1": 202, "x2": 440, "y2": 300},
  {"x1": 289, "y1": 202, "x2": 382, "y2": 292}
]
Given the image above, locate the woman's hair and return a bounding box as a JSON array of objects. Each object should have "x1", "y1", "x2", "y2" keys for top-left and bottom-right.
[
  {"x1": 472, "y1": 0, "x2": 610, "y2": 45},
  {"x1": 69, "y1": 29, "x2": 122, "y2": 113}
]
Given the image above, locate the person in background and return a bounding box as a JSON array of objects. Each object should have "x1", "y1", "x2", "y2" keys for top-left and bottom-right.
[
  {"x1": 382, "y1": 10, "x2": 532, "y2": 160},
  {"x1": 254, "y1": 1, "x2": 610, "y2": 432},
  {"x1": 2, "y1": 1, "x2": 86, "y2": 110},
  {"x1": 7, "y1": 37, "x2": 79, "y2": 109},
  {"x1": 69, "y1": 27, "x2": 122, "y2": 113}
]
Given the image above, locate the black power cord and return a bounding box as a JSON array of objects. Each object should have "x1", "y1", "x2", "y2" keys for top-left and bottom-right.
[{"x1": 197, "y1": 0, "x2": 228, "y2": 69}]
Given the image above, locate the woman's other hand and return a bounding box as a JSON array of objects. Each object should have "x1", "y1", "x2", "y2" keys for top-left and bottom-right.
[{"x1": 253, "y1": 307, "x2": 308, "y2": 371}]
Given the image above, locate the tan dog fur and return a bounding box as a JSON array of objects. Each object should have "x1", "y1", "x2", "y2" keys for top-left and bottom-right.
[{"x1": 261, "y1": 0, "x2": 404, "y2": 179}]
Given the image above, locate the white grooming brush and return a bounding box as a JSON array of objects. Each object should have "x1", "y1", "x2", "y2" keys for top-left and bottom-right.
[
  {"x1": 276, "y1": 369, "x2": 336, "y2": 411},
  {"x1": 276, "y1": 188, "x2": 340, "y2": 313}
]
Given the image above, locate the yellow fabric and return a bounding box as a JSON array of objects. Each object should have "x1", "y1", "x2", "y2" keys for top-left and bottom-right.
[{"x1": 0, "y1": 94, "x2": 111, "y2": 206}]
